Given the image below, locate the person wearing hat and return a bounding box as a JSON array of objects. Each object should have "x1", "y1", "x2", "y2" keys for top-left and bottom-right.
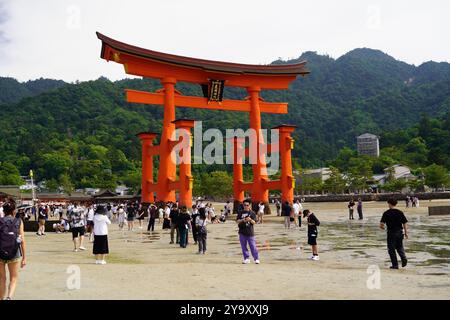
[
  {"x1": 93, "y1": 205, "x2": 111, "y2": 265},
  {"x1": 303, "y1": 209, "x2": 320, "y2": 261}
]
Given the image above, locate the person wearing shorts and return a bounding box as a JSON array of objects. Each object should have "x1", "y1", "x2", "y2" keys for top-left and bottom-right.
[
  {"x1": 0, "y1": 199, "x2": 27, "y2": 300},
  {"x1": 303, "y1": 209, "x2": 320, "y2": 261},
  {"x1": 68, "y1": 205, "x2": 86, "y2": 252},
  {"x1": 136, "y1": 204, "x2": 147, "y2": 229},
  {"x1": 126, "y1": 203, "x2": 136, "y2": 231}
]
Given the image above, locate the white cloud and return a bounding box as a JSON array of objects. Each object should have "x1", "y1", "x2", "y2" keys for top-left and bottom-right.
[{"x1": 0, "y1": 0, "x2": 449, "y2": 82}]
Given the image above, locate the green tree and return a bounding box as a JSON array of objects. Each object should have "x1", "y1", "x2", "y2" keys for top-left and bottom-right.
[
  {"x1": 59, "y1": 173, "x2": 74, "y2": 194},
  {"x1": 202, "y1": 171, "x2": 233, "y2": 199},
  {"x1": 346, "y1": 156, "x2": 373, "y2": 192},
  {"x1": 298, "y1": 176, "x2": 323, "y2": 194},
  {"x1": 323, "y1": 166, "x2": 346, "y2": 194},
  {"x1": 0, "y1": 162, "x2": 24, "y2": 185},
  {"x1": 383, "y1": 179, "x2": 408, "y2": 193},
  {"x1": 424, "y1": 164, "x2": 449, "y2": 190}
]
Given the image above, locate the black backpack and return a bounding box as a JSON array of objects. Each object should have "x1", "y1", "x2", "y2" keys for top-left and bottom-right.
[{"x1": 0, "y1": 217, "x2": 21, "y2": 260}]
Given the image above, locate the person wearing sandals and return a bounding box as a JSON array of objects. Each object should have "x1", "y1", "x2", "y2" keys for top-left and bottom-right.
[
  {"x1": 0, "y1": 199, "x2": 26, "y2": 300},
  {"x1": 93, "y1": 205, "x2": 111, "y2": 265}
]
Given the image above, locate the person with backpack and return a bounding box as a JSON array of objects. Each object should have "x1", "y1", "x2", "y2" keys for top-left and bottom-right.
[{"x1": 0, "y1": 199, "x2": 26, "y2": 300}]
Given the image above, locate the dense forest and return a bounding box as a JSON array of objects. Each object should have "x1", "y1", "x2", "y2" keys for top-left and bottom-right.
[{"x1": 0, "y1": 48, "x2": 449, "y2": 193}]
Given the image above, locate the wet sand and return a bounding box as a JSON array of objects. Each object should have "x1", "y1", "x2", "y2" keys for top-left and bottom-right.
[{"x1": 13, "y1": 200, "x2": 450, "y2": 300}]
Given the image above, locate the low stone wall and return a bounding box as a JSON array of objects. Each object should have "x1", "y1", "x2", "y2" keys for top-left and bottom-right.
[
  {"x1": 268, "y1": 192, "x2": 450, "y2": 203},
  {"x1": 429, "y1": 206, "x2": 450, "y2": 216},
  {"x1": 23, "y1": 220, "x2": 56, "y2": 232}
]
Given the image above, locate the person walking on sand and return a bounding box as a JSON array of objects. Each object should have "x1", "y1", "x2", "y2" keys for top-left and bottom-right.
[
  {"x1": 68, "y1": 204, "x2": 86, "y2": 252},
  {"x1": 169, "y1": 204, "x2": 180, "y2": 244},
  {"x1": 93, "y1": 205, "x2": 111, "y2": 265},
  {"x1": 86, "y1": 204, "x2": 95, "y2": 242},
  {"x1": 147, "y1": 204, "x2": 157, "y2": 232},
  {"x1": 0, "y1": 199, "x2": 26, "y2": 300},
  {"x1": 236, "y1": 199, "x2": 259, "y2": 264},
  {"x1": 357, "y1": 198, "x2": 363, "y2": 220},
  {"x1": 257, "y1": 202, "x2": 265, "y2": 224},
  {"x1": 282, "y1": 201, "x2": 292, "y2": 229},
  {"x1": 348, "y1": 199, "x2": 355, "y2": 220},
  {"x1": 136, "y1": 204, "x2": 147, "y2": 230},
  {"x1": 196, "y1": 208, "x2": 209, "y2": 254},
  {"x1": 293, "y1": 200, "x2": 303, "y2": 228},
  {"x1": 37, "y1": 204, "x2": 48, "y2": 236},
  {"x1": 117, "y1": 205, "x2": 125, "y2": 230},
  {"x1": 177, "y1": 206, "x2": 191, "y2": 248},
  {"x1": 275, "y1": 199, "x2": 281, "y2": 216},
  {"x1": 303, "y1": 209, "x2": 320, "y2": 261},
  {"x1": 126, "y1": 202, "x2": 136, "y2": 231},
  {"x1": 380, "y1": 198, "x2": 408, "y2": 269},
  {"x1": 191, "y1": 205, "x2": 200, "y2": 244}
]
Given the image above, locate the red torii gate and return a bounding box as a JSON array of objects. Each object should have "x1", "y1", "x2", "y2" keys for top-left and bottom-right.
[{"x1": 97, "y1": 32, "x2": 308, "y2": 210}]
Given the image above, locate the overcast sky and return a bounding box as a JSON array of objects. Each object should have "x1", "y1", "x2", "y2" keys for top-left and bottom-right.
[{"x1": 0, "y1": 0, "x2": 448, "y2": 82}]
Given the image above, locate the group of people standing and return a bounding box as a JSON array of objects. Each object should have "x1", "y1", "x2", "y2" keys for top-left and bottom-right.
[
  {"x1": 274, "y1": 199, "x2": 304, "y2": 229},
  {"x1": 405, "y1": 196, "x2": 420, "y2": 208},
  {"x1": 347, "y1": 198, "x2": 363, "y2": 220},
  {"x1": 156, "y1": 201, "x2": 213, "y2": 253}
]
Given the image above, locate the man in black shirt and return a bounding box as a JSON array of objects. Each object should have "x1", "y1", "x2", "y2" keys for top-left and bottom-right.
[
  {"x1": 303, "y1": 209, "x2": 320, "y2": 261},
  {"x1": 380, "y1": 198, "x2": 408, "y2": 269},
  {"x1": 236, "y1": 199, "x2": 259, "y2": 264}
]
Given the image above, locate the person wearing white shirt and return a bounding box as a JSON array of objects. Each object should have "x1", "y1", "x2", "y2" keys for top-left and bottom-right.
[
  {"x1": 293, "y1": 200, "x2": 303, "y2": 228},
  {"x1": 93, "y1": 205, "x2": 111, "y2": 265},
  {"x1": 257, "y1": 202, "x2": 265, "y2": 224}
]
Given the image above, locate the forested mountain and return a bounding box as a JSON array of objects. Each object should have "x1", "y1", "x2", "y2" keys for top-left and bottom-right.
[
  {"x1": 0, "y1": 48, "x2": 449, "y2": 190},
  {"x1": 0, "y1": 77, "x2": 67, "y2": 104}
]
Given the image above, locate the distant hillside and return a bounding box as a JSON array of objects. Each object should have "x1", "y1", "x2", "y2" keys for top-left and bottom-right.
[
  {"x1": 0, "y1": 48, "x2": 449, "y2": 188},
  {"x1": 0, "y1": 77, "x2": 67, "y2": 104}
]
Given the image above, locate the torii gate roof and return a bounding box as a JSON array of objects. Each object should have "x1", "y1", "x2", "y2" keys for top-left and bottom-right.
[{"x1": 97, "y1": 32, "x2": 309, "y2": 89}]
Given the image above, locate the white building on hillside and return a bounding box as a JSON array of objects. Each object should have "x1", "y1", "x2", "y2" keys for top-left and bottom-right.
[{"x1": 357, "y1": 133, "x2": 380, "y2": 157}]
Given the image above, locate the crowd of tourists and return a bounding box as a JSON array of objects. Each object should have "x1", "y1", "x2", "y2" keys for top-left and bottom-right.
[{"x1": 0, "y1": 195, "x2": 410, "y2": 300}]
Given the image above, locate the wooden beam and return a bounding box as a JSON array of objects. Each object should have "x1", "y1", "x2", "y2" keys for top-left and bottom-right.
[{"x1": 126, "y1": 89, "x2": 288, "y2": 114}]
